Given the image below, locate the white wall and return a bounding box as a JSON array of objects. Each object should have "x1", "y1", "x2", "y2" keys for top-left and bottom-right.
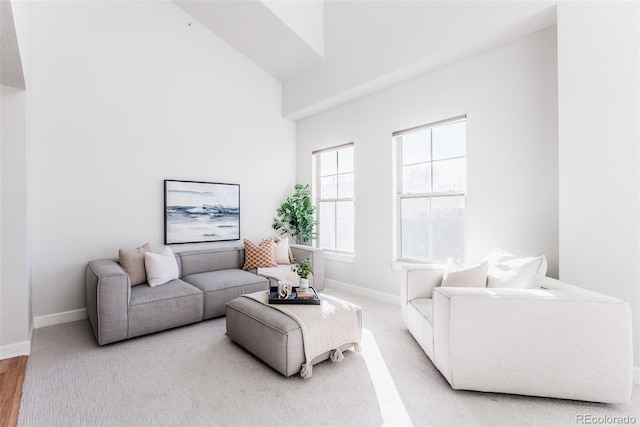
[
  {"x1": 296, "y1": 27, "x2": 559, "y2": 297},
  {"x1": 27, "y1": 1, "x2": 295, "y2": 320},
  {"x1": 0, "y1": 85, "x2": 31, "y2": 358},
  {"x1": 557, "y1": 1, "x2": 640, "y2": 372},
  {"x1": 0, "y1": 0, "x2": 32, "y2": 359}
]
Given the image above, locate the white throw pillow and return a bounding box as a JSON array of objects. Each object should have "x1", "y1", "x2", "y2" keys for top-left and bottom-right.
[
  {"x1": 274, "y1": 237, "x2": 291, "y2": 265},
  {"x1": 441, "y1": 260, "x2": 488, "y2": 288},
  {"x1": 145, "y1": 246, "x2": 179, "y2": 287},
  {"x1": 484, "y1": 249, "x2": 547, "y2": 289}
]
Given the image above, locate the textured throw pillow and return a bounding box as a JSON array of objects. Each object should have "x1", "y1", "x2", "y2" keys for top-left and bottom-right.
[
  {"x1": 484, "y1": 249, "x2": 547, "y2": 289},
  {"x1": 119, "y1": 242, "x2": 151, "y2": 286},
  {"x1": 144, "y1": 246, "x2": 179, "y2": 287},
  {"x1": 441, "y1": 260, "x2": 488, "y2": 288},
  {"x1": 243, "y1": 238, "x2": 277, "y2": 270},
  {"x1": 273, "y1": 237, "x2": 292, "y2": 265}
]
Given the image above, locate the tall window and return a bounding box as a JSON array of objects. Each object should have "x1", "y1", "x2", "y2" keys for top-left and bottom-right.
[
  {"x1": 395, "y1": 117, "x2": 466, "y2": 262},
  {"x1": 313, "y1": 143, "x2": 354, "y2": 253}
]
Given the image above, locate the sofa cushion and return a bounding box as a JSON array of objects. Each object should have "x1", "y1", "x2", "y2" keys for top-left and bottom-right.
[
  {"x1": 145, "y1": 247, "x2": 180, "y2": 287},
  {"x1": 129, "y1": 279, "x2": 202, "y2": 306},
  {"x1": 442, "y1": 261, "x2": 488, "y2": 288},
  {"x1": 243, "y1": 238, "x2": 277, "y2": 270},
  {"x1": 183, "y1": 269, "x2": 269, "y2": 319},
  {"x1": 128, "y1": 279, "x2": 203, "y2": 338},
  {"x1": 409, "y1": 298, "x2": 433, "y2": 326},
  {"x1": 119, "y1": 242, "x2": 151, "y2": 286},
  {"x1": 484, "y1": 249, "x2": 547, "y2": 289}
]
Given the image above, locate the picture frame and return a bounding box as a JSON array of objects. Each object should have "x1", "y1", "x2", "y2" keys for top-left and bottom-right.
[{"x1": 164, "y1": 179, "x2": 240, "y2": 244}]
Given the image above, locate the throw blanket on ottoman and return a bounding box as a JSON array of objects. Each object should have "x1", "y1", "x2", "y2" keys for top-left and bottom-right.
[
  {"x1": 256, "y1": 265, "x2": 300, "y2": 285},
  {"x1": 242, "y1": 291, "x2": 362, "y2": 379}
]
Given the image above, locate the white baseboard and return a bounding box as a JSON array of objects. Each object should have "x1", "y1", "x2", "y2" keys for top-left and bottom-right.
[
  {"x1": 33, "y1": 308, "x2": 87, "y2": 329},
  {"x1": 325, "y1": 279, "x2": 400, "y2": 305},
  {"x1": 0, "y1": 340, "x2": 31, "y2": 360},
  {"x1": 634, "y1": 366, "x2": 640, "y2": 385}
]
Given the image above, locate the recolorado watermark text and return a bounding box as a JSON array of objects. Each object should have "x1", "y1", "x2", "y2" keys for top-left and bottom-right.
[{"x1": 576, "y1": 414, "x2": 637, "y2": 425}]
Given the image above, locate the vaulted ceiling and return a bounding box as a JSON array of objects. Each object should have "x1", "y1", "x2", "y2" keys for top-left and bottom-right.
[
  {"x1": 173, "y1": 1, "x2": 557, "y2": 119},
  {"x1": 1, "y1": 1, "x2": 557, "y2": 119},
  {"x1": 175, "y1": 1, "x2": 324, "y2": 81}
]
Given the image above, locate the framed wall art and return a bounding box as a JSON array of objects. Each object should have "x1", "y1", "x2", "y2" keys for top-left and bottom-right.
[{"x1": 164, "y1": 179, "x2": 240, "y2": 244}]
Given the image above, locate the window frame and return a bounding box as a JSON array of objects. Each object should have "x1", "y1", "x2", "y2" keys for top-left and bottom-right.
[
  {"x1": 394, "y1": 116, "x2": 467, "y2": 263},
  {"x1": 312, "y1": 142, "x2": 355, "y2": 255}
]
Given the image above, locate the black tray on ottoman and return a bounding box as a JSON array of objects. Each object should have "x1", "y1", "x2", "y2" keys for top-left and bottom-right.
[{"x1": 268, "y1": 286, "x2": 320, "y2": 305}]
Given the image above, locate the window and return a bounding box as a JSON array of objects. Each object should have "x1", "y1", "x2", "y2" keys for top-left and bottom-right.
[
  {"x1": 313, "y1": 144, "x2": 354, "y2": 253},
  {"x1": 395, "y1": 117, "x2": 466, "y2": 262}
]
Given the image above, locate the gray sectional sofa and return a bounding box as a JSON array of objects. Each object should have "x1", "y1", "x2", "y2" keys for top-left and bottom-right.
[{"x1": 85, "y1": 244, "x2": 324, "y2": 345}]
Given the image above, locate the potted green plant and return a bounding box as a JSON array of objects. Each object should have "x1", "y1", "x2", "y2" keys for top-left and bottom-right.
[
  {"x1": 272, "y1": 184, "x2": 318, "y2": 244},
  {"x1": 292, "y1": 256, "x2": 312, "y2": 289}
]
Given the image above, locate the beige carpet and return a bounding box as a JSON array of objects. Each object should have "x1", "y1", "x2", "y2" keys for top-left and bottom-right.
[{"x1": 18, "y1": 287, "x2": 640, "y2": 426}]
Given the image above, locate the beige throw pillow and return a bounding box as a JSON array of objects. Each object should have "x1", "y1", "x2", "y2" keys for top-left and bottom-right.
[
  {"x1": 273, "y1": 237, "x2": 292, "y2": 265},
  {"x1": 119, "y1": 242, "x2": 151, "y2": 286},
  {"x1": 243, "y1": 238, "x2": 277, "y2": 270},
  {"x1": 144, "y1": 246, "x2": 179, "y2": 287},
  {"x1": 441, "y1": 260, "x2": 488, "y2": 288},
  {"x1": 484, "y1": 249, "x2": 547, "y2": 289}
]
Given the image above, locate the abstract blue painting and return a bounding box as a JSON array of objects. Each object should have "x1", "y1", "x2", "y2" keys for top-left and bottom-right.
[{"x1": 164, "y1": 180, "x2": 240, "y2": 244}]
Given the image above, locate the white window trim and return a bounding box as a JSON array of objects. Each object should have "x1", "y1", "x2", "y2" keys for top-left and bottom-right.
[
  {"x1": 390, "y1": 260, "x2": 446, "y2": 271},
  {"x1": 394, "y1": 116, "x2": 467, "y2": 263},
  {"x1": 313, "y1": 143, "x2": 355, "y2": 255}
]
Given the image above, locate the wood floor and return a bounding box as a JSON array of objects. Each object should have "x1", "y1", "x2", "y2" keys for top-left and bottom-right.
[{"x1": 0, "y1": 356, "x2": 27, "y2": 427}]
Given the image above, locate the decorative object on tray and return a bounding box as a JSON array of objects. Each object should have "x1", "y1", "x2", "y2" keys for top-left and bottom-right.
[
  {"x1": 295, "y1": 288, "x2": 315, "y2": 300},
  {"x1": 277, "y1": 281, "x2": 292, "y2": 299},
  {"x1": 272, "y1": 184, "x2": 318, "y2": 244},
  {"x1": 268, "y1": 286, "x2": 320, "y2": 305},
  {"x1": 292, "y1": 256, "x2": 311, "y2": 290},
  {"x1": 164, "y1": 180, "x2": 240, "y2": 244}
]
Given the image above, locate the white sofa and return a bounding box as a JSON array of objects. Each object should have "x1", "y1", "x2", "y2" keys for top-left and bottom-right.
[{"x1": 401, "y1": 265, "x2": 633, "y2": 404}]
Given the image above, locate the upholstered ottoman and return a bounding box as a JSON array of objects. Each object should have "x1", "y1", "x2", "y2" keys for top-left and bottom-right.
[{"x1": 226, "y1": 293, "x2": 362, "y2": 377}]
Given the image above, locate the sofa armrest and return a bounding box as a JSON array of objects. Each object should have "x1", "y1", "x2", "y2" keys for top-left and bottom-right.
[
  {"x1": 400, "y1": 264, "x2": 445, "y2": 325},
  {"x1": 290, "y1": 244, "x2": 325, "y2": 291},
  {"x1": 432, "y1": 287, "x2": 633, "y2": 403},
  {"x1": 85, "y1": 259, "x2": 131, "y2": 345}
]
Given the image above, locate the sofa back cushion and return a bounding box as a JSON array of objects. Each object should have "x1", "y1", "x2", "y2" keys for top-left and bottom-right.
[{"x1": 177, "y1": 248, "x2": 244, "y2": 277}]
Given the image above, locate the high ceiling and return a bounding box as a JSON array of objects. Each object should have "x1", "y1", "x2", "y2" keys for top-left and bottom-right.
[
  {"x1": 1, "y1": 1, "x2": 557, "y2": 118},
  {"x1": 173, "y1": 1, "x2": 557, "y2": 119},
  {"x1": 174, "y1": 1, "x2": 324, "y2": 81}
]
